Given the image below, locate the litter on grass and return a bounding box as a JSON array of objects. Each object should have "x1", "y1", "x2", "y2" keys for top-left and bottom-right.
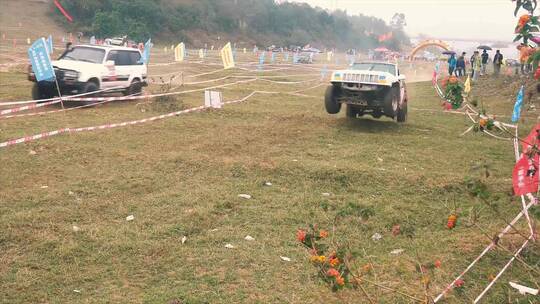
[
  {"x1": 371, "y1": 233, "x2": 382, "y2": 241},
  {"x1": 280, "y1": 256, "x2": 292, "y2": 262}
]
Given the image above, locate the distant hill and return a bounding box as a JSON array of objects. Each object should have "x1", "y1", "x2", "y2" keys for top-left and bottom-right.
[
  {"x1": 2, "y1": 0, "x2": 410, "y2": 51},
  {"x1": 0, "y1": 0, "x2": 68, "y2": 42}
]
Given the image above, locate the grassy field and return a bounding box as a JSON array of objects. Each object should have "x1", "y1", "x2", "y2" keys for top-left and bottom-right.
[{"x1": 1, "y1": 49, "x2": 539, "y2": 304}]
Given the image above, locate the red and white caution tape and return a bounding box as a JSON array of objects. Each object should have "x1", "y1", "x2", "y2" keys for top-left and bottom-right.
[
  {"x1": 1, "y1": 93, "x2": 141, "y2": 119},
  {"x1": 0, "y1": 86, "x2": 124, "y2": 107},
  {"x1": 0, "y1": 84, "x2": 321, "y2": 148}
]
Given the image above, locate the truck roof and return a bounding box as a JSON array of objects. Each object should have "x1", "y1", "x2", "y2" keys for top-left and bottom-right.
[
  {"x1": 73, "y1": 44, "x2": 140, "y2": 52},
  {"x1": 353, "y1": 61, "x2": 397, "y2": 66}
]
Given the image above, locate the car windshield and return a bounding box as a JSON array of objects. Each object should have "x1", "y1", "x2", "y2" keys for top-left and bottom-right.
[
  {"x1": 352, "y1": 63, "x2": 396, "y2": 75},
  {"x1": 59, "y1": 47, "x2": 105, "y2": 64}
]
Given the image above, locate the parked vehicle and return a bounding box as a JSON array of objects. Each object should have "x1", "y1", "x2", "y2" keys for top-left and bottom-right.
[{"x1": 28, "y1": 44, "x2": 148, "y2": 101}]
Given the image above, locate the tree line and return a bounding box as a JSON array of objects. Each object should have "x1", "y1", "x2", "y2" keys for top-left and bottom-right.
[{"x1": 52, "y1": 0, "x2": 409, "y2": 50}]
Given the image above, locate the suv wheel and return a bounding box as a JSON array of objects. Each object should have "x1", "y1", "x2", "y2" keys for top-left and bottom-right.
[
  {"x1": 32, "y1": 83, "x2": 54, "y2": 101},
  {"x1": 325, "y1": 85, "x2": 342, "y2": 114},
  {"x1": 124, "y1": 79, "x2": 142, "y2": 96},
  {"x1": 81, "y1": 81, "x2": 99, "y2": 106}
]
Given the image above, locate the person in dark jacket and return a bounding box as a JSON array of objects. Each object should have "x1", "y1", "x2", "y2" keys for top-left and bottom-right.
[
  {"x1": 470, "y1": 53, "x2": 476, "y2": 78},
  {"x1": 456, "y1": 52, "x2": 466, "y2": 77},
  {"x1": 493, "y1": 50, "x2": 503, "y2": 76},
  {"x1": 481, "y1": 50, "x2": 489, "y2": 75},
  {"x1": 448, "y1": 54, "x2": 457, "y2": 75}
]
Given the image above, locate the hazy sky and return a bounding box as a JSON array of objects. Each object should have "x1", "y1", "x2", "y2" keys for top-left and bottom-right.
[{"x1": 291, "y1": 0, "x2": 519, "y2": 42}]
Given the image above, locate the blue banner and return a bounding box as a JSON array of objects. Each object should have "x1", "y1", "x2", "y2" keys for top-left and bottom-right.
[
  {"x1": 512, "y1": 85, "x2": 524, "y2": 123},
  {"x1": 47, "y1": 35, "x2": 53, "y2": 54},
  {"x1": 28, "y1": 38, "x2": 55, "y2": 82},
  {"x1": 140, "y1": 38, "x2": 153, "y2": 64}
]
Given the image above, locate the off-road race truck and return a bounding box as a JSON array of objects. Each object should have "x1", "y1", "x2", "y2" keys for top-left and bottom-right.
[
  {"x1": 28, "y1": 44, "x2": 147, "y2": 101},
  {"x1": 324, "y1": 62, "x2": 408, "y2": 122}
]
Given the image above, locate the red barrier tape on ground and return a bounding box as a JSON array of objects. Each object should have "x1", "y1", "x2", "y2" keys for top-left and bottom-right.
[
  {"x1": 0, "y1": 86, "x2": 124, "y2": 107},
  {"x1": 0, "y1": 84, "x2": 323, "y2": 148},
  {"x1": 0, "y1": 78, "x2": 319, "y2": 120},
  {"x1": 0, "y1": 91, "x2": 256, "y2": 148}
]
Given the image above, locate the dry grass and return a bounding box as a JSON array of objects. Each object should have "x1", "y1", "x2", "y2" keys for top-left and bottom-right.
[{"x1": 0, "y1": 36, "x2": 539, "y2": 304}]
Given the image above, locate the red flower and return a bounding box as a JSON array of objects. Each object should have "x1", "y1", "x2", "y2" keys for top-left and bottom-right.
[
  {"x1": 434, "y1": 260, "x2": 442, "y2": 268},
  {"x1": 319, "y1": 230, "x2": 329, "y2": 238},
  {"x1": 454, "y1": 279, "x2": 464, "y2": 288},
  {"x1": 447, "y1": 214, "x2": 457, "y2": 229},
  {"x1": 329, "y1": 257, "x2": 340, "y2": 267},
  {"x1": 443, "y1": 102, "x2": 452, "y2": 111},
  {"x1": 535, "y1": 66, "x2": 540, "y2": 80},
  {"x1": 336, "y1": 276, "x2": 345, "y2": 286},
  {"x1": 296, "y1": 229, "x2": 306, "y2": 242},
  {"x1": 327, "y1": 268, "x2": 340, "y2": 277}
]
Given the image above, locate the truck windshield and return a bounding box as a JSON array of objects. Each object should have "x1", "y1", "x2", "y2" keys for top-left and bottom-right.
[
  {"x1": 59, "y1": 47, "x2": 105, "y2": 64},
  {"x1": 352, "y1": 63, "x2": 396, "y2": 75}
]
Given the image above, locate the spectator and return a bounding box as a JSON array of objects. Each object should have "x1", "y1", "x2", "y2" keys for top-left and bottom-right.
[
  {"x1": 472, "y1": 51, "x2": 482, "y2": 81},
  {"x1": 493, "y1": 50, "x2": 503, "y2": 76},
  {"x1": 448, "y1": 53, "x2": 457, "y2": 75},
  {"x1": 456, "y1": 52, "x2": 466, "y2": 77},
  {"x1": 481, "y1": 50, "x2": 489, "y2": 75},
  {"x1": 470, "y1": 53, "x2": 476, "y2": 78}
]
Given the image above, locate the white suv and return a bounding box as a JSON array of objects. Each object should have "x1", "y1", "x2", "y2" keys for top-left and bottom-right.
[{"x1": 29, "y1": 44, "x2": 148, "y2": 100}]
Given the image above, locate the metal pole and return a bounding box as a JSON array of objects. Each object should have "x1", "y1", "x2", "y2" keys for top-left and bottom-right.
[{"x1": 53, "y1": 77, "x2": 65, "y2": 110}]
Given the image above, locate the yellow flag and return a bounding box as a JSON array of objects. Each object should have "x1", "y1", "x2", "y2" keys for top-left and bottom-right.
[
  {"x1": 174, "y1": 43, "x2": 185, "y2": 62},
  {"x1": 464, "y1": 75, "x2": 471, "y2": 95},
  {"x1": 199, "y1": 49, "x2": 204, "y2": 59},
  {"x1": 220, "y1": 42, "x2": 235, "y2": 69},
  {"x1": 243, "y1": 48, "x2": 247, "y2": 54}
]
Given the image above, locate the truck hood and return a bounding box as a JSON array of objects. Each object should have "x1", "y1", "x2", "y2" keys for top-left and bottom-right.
[
  {"x1": 331, "y1": 69, "x2": 400, "y2": 86},
  {"x1": 52, "y1": 59, "x2": 100, "y2": 71}
]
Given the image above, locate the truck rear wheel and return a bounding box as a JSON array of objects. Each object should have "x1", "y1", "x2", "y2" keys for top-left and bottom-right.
[{"x1": 325, "y1": 85, "x2": 342, "y2": 114}]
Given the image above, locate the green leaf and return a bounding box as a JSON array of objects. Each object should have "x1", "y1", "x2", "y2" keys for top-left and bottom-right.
[{"x1": 514, "y1": 34, "x2": 524, "y2": 42}]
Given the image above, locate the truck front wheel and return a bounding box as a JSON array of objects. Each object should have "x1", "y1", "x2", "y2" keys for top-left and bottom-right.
[
  {"x1": 325, "y1": 85, "x2": 342, "y2": 114},
  {"x1": 397, "y1": 101, "x2": 407, "y2": 123},
  {"x1": 383, "y1": 86, "x2": 399, "y2": 118}
]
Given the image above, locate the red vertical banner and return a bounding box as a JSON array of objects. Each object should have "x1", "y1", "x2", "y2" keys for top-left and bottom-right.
[
  {"x1": 53, "y1": 0, "x2": 73, "y2": 22},
  {"x1": 513, "y1": 154, "x2": 540, "y2": 196},
  {"x1": 522, "y1": 123, "x2": 540, "y2": 153}
]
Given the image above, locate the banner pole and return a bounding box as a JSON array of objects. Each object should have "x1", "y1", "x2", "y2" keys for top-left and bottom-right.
[{"x1": 53, "y1": 77, "x2": 65, "y2": 110}]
